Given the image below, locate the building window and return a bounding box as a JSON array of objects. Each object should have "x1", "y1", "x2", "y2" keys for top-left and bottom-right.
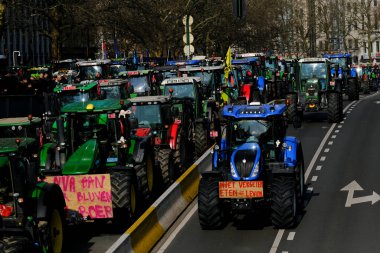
[
  {"x1": 377, "y1": 41, "x2": 379, "y2": 52},
  {"x1": 325, "y1": 40, "x2": 328, "y2": 51},
  {"x1": 319, "y1": 41, "x2": 323, "y2": 50},
  {"x1": 348, "y1": 39, "x2": 353, "y2": 49},
  {"x1": 375, "y1": 0, "x2": 378, "y2": 6},
  {"x1": 364, "y1": 42, "x2": 367, "y2": 53},
  {"x1": 355, "y1": 39, "x2": 359, "y2": 49}
]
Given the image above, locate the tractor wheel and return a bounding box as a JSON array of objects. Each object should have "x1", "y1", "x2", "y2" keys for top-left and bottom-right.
[
  {"x1": 296, "y1": 143, "x2": 305, "y2": 211},
  {"x1": 327, "y1": 92, "x2": 341, "y2": 123},
  {"x1": 198, "y1": 176, "x2": 225, "y2": 229},
  {"x1": 271, "y1": 176, "x2": 298, "y2": 229},
  {"x1": 194, "y1": 123, "x2": 208, "y2": 159},
  {"x1": 110, "y1": 171, "x2": 138, "y2": 225},
  {"x1": 1, "y1": 237, "x2": 32, "y2": 253},
  {"x1": 285, "y1": 93, "x2": 301, "y2": 128},
  {"x1": 157, "y1": 148, "x2": 174, "y2": 186},
  {"x1": 362, "y1": 80, "x2": 370, "y2": 94},
  {"x1": 347, "y1": 79, "x2": 358, "y2": 100},
  {"x1": 173, "y1": 128, "x2": 192, "y2": 176},
  {"x1": 38, "y1": 207, "x2": 64, "y2": 253}
]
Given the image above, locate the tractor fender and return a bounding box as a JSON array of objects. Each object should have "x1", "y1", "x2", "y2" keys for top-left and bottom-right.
[
  {"x1": 132, "y1": 137, "x2": 152, "y2": 163},
  {"x1": 283, "y1": 136, "x2": 299, "y2": 167},
  {"x1": 36, "y1": 182, "x2": 66, "y2": 219},
  {"x1": 269, "y1": 162, "x2": 295, "y2": 174},
  {"x1": 168, "y1": 119, "x2": 181, "y2": 150},
  {"x1": 39, "y1": 143, "x2": 57, "y2": 169}
]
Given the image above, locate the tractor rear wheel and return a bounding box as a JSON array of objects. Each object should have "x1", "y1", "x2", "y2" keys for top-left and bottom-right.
[
  {"x1": 198, "y1": 176, "x2": 225, "y2": 229},
  {"x1": 327, "y1": 92, "x2": 341, "y2": 123},
  {"x1": 194, "y1": 123, "x2": 208, "y2": 160},
  {"x1": 271, "y1": 176, "x2": 298, "y2": 228},
  {"x1": 111, "y1": 171, "x2": 138, "y2": 225},
  {"x1": 157, "y1": 148, "x2": 174, "y2": 187},
  {"x1": 296, "y1": 143, "x2": 305, "y2": 211},
  {"x1": 362, "y1": 80, "x2": 370, "y2": 94},
  {"x1": 286, "y1": 93, "x2": 301, "y2": 128},
  {"x1": 38, "y1": 207, "x2": 64, "y2": 253}
]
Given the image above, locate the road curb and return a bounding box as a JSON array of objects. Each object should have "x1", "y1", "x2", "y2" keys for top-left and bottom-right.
[{"x1": 106, "y1": 148, "x2": 212, "y2": 253}]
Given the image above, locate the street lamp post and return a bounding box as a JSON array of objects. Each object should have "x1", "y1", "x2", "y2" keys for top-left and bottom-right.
[{"x1": 13, "y1": 51, "x2": 20, "y2": 67}]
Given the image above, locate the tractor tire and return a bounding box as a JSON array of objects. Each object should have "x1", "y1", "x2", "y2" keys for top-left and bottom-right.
[
  {"x1": 362, "y1": 80, "x2": 370, "y2": 94},
  {"x1": 194, "y1": 123, "x2": 208, "y2": 159},
  {"x1": 327, "y1": 92, "x2": 341, "y2": 123},
  {"x1": 37, "y1": 206, "x2": 64, "y2": 253},
  {"x1": 110, "y1": 171, "x2": 138, "y2": 224},
  {"x1": 1, "y1": 237, "x2": 32, "y2": 253},
  {"x1": 296, "y1": 143, "x2": 305, "y2": 211},
  {"x1": 198, "y1": 176, "x2": 225, "y2": 229},
  {"x1": 173, "y1": 128, "x2": 192, "y2": 176},
  {"x1": 271, "y1": 176, "x2": 298, "y2": 229},
  {"x1": 157, "y1": 148, "x2": 174, "y2": 186},
  {"x1": 285, "y1": 93, "x2": 301, "y2": 128},
  {"x1": 347, "y1": 79, "x2": 359, "y2": 101}
]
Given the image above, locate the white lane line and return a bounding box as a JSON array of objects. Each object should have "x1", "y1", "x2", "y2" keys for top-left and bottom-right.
[
  {"x1": 311, "y1": 176, "x2": 318, "y2": 182},
  {"x1": 316, "y1": 165, "x2": 322, "y2": 171},
  {"x1": 320, "y1": 156, "x2": 326, "y2": 161},
  {"x1": 346, "y1": 111, "x2": 351, "y2": 114},
  {"x1": 268, "y1": 101, "x2": 357, "y2": 253},
  {"x1": 331, "y1": 135, "x2": 337, "y2": 139},
  {"x1": 334, "y1": 130, "x2": 340, "y2": 133},
  {"x1": 328, "y1": 141, "x2": 333, "y2": 145},
  {"x1": 287, "y1": 232, "x2": 296, "y2": 241},
  {"x1": 338, "y1": 125, "x2": 342, "y2": 128},
  {"x1": 282, "y1": 251, "x2": 289, "y2": 253},
  {"x1": 307, "y1": 187, "x2": 314, "y2": 192},
  {"x1": 341, "y1": 121, "x2": 345, "y2": 124},
  {"x1": 324, "y1": 148, "x2": 330, "y2": 153},
  {"x1": 344, "y1": 117, "x2": 347, "y2": 120},
  {"x1": 156, "y1": 203, "x2": 198, "y2": 253},
  {"x1": 269, "y1": 229, "x2": 285, "y2": 253}
]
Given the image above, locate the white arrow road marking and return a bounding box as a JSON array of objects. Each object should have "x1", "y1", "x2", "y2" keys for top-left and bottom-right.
[
  {"x1": 340, "y1": 180, "x2": 380, "y2": 207},
  {"x1": 375, "y1": 101, "x2": 380, "y2": 104}
]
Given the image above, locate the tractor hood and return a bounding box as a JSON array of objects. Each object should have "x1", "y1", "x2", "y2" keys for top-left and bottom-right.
[
  {"x1": 231, "y1": 142, "x2": 261, "y2": 180},
  {"x1": 62, "y1": 139, "x2": 98, "y2": 175}
]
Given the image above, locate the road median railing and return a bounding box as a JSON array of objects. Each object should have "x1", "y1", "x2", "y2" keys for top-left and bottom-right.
[{"x1": 106, "y1": 148, "x2": 212, "y2": 253}]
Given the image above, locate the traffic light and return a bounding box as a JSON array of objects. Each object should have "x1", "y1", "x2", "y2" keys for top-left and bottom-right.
[{"x1": 233, "y1": 0, "x2": 246, "y2": 19}]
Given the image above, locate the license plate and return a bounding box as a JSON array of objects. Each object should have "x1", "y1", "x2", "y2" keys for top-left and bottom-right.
[{"x1": 219, "y1": 181, "x2": 264, "y2": 198}]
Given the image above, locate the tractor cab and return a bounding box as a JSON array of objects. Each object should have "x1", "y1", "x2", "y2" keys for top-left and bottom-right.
[
  {"x1": 98, "y1": 79, "x2": 135, "y2": 99},
  {"x1": 76, "y1": 59, "x2": 112, "y2": 81},
  {"x1": 109, "y1": 59, "x2": 133, "y2": 78},
  {"x1": 119, "y1": 69, "x2": 156, "y2": 96},
  {"x1": 53, "y1": 81, "x2": 99, "y2": 108}
]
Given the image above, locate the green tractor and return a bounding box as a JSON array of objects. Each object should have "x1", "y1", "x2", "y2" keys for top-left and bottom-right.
[
  {"x1": 40, "y1": 99, "x2": 159, "y2": 225},
  {"x1": 0, "y1": 116, "x2": 66, "y2": 253},
  {"x1": 119, "y1": 69, "x2": 158, "y2": 96},
  {"x1": 53, "y1": 81, "x2": 99, "y2": 108},
  {"x1": 287, "y1": 58, "x2": 343, "y2": 125},
  {"x1": 98, "y1": 78, "x2": 136, "y2": 99},
  {"x1": 160, "y1": 76, "x2": 221, "y2": 158}
]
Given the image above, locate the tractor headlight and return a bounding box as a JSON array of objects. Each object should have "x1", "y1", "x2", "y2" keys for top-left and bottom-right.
[
  {"x1": 230, "y1": 162, "x2": 237, "y2": 177},
  {"x1": 306, "y1": 92, "x2": 309, "y2": 96},
  {"x1": 251, "y1": 162, "x2": 260, "y2": 177}
]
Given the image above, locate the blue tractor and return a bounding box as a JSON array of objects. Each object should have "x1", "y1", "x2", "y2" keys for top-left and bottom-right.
[
  {"x1": 198, "y1": 102, "x2": 304, "y2": 229},
  {"x1": 323, "y1": 53, "x2": 359, "y2": 100}
]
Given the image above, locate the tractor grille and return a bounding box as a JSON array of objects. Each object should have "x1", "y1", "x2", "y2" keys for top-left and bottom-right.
[{"x1": 234, "y1": 150, "x2": 256, "y2": 178}]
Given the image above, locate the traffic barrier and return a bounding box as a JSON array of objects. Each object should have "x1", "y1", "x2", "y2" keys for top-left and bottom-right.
[{"x1": 106, "y1": 148, "x2": 212, "y2": 253}]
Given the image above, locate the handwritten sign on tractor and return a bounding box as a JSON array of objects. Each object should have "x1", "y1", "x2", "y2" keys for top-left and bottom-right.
[
  {"x1": 219, "y1": 181, "x2": 264, "y2": 198},
  {"x1": 45, "y1": 174, "x2": 113, "y2": 219}
]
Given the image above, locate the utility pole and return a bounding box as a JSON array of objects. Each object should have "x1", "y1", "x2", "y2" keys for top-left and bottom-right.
[{"x1": 308, "y1": 0, "x2": 316, "y2": 57}]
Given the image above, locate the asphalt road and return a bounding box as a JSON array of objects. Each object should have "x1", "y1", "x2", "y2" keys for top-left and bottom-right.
[{"x1": 152, "y1": 93, "x2": 378, "y2": 253}]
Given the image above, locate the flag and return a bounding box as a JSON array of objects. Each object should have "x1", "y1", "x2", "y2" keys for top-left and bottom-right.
[
  {"x1": 114, "y1": 36, "x2": 119, "y2": 59},
  {"x1": 133, "y1": 49, "x2": 138, "y2": 65},
  {"x1": 102, "y1": 39, "x2": 107, "y2": 60},
  {"x1": 224, "y1": 47, "x2": 232, "y2": 80}
]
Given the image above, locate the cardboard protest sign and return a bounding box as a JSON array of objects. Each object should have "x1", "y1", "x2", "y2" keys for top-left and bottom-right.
[{"x1": 45, "y1": 174, "x2": 113, "y2": 219}]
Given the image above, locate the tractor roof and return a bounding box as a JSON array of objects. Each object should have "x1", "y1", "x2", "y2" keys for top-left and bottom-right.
[
  {"x1": 54, "y1": 81, "x2": 98, "y2": 93},
  {"x1": 236, "y1": 52, "x2": 265, "y2": 58},
  {"x1": 118, "y1": 70, "x2": 152, "y2": 77},
  {"x1": 178, "y1": 65, "x2": 224, "y2": 72},
  {"x1": 98, "y1": 79, "x2": 128, "y2": 87},
  {"x1": 153, "y1": 65, "x2": 178, "y2": 72},
  {"x1": 0, "y1": 138, "x2": 37, "y2": 154},
  {"x1": 222, "y1": 103, "x2": 287, "y2": 119},
  {"x1": 161, "y1": 76, "x2": 201, "y2": 85},
  {"x1": 299, "y1": 58, "x2": 328, "y2": 63},
  {"x1": 0, "y1": 117, "x2": 41, "y2": 127},
  {"x1": 323, "y1": 53, "x2": 352, "y2": 58},
  {"x1": 129, "y1": 95, "x2": 170, "y2": 104},
  {"x1": 61, "y1": 99, "x2": 129, "y2": 114},
  {"x1": 76, "y1": 59, "x2": 111, "y2": 66},
  {"x1": 232, "y1": 57, "x2": 259, "y2": 64}
]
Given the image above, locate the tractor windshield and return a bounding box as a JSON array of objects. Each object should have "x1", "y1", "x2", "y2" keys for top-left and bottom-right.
[
  {"x1": 109, "y1": 65, "x2": 127, "y2": 78},
  {"x1": 329, "y1": 58, "x2": 347, "y2": 68},
  {"x1": 72, "y1": 114, "x2": 108, "y2": 145},
  {"x1": 300, "y1": 63, "x2": 327, "y2": 79},
  {"x1": 230, "y1": 120, "x2": 270, "y2": 147},
  {"x1": 130, "y1": 104, "x2": 162, "y2": 128},
  {"x1": 129, "y1": 76, "x2": 149, "y2": 94},
  {"x1": 60, "y1": 92, "x2": 91, "y2": 107},
  {"x1": 79, "y1": 66, "x2": 103, "y2": 80},
  {"x1": 0, "y1": 124, "x2": 38, "y2": 138},
  {"x1": 164, "y1": 84, "x2": 195, "y2": 99},
  {"x1": 101, "y1": 86, "x2": 126, "y2": 99}
]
